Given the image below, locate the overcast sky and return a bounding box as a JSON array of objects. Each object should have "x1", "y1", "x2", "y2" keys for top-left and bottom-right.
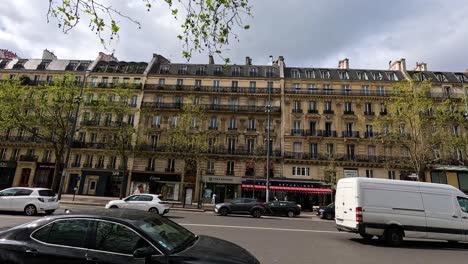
[{"x1": 1, "y1": 0, "x2": 467, "y2": 71}]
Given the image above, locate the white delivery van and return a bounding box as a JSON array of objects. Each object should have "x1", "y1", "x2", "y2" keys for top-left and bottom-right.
[{"x1": 335, "y1": 177, "x2": 468, "y2": 246}]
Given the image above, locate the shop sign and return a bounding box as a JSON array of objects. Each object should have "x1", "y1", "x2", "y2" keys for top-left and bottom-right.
[
  {"x1": 203, "y1": 176, "x2": 242, "y2": 184},
  {"x1": 344, "y1": 169, "x2": 359, "y2": 178}
]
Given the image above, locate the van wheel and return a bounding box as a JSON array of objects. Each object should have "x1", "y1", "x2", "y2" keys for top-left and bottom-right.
[
  {"x1": 325, "y1": 213, "x2": 333, "y2": 220},
  {"x1": 385, "y1": 227, "x2": 403, "y2": 247},
  {"x1": 360, "y1": 234, "x2": 374, "y2": 241}
]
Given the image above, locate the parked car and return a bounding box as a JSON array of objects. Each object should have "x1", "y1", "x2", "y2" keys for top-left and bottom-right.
[
  {"x1": 0, "y1": 209, "x2": 260, "y2": 264},
  {"x1": 264, "y1": 201, "x2": 301, "y2": 217},
  {"x1": 336, "y1": 177, "x2": 468, "y2": 246},
  {"x1": 105, "y1": 194, "x2": 170, "y2": 215},
  {"x1": 214, "y1": 198, "x2": 265, "y2": 218},
  {"x1": 317, "y1": 202, "x2": 335, "y2": 220},
  {"x1": 0, "y1": 187, "x2": 58, "y2": 216}
]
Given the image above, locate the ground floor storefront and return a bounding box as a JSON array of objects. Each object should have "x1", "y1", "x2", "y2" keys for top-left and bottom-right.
[
  {"x1": 131, "y1": 172, "x2": 182, "y2": 201},
  {"x1": 0, "y1": 161, "x2": 16, "y2": 190},
  {"x1": 428, "y1": 166, "x2": 468, "y2": 194},
  {"x1": 202, "y1": 175, "x2": 242, "y2": 204},
  {"x1": 241, "y1": 178, "x2": 333, "y2": 210},
  {"x1": 75, "y1": 169, "x2": 123, "y2": 197},
  {"x1": 33, "y1": 163, "x2": 56, "y2": 188}
]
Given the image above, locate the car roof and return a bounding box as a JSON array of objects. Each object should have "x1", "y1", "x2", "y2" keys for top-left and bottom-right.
[
  {"x1": 3, "y1": 187, "x2": 52, "y2": 191},
  {"x1": 45, "y1": 209, "x2": 159, "y2": 223}
]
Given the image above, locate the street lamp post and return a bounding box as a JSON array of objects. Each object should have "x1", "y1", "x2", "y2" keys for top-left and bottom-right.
[
  {"x1": 265, "y1": 85, "x2": 272, "y2": 203},
  {"x1": 57, "y1": 70, "x2": 90, "y2": 200}
]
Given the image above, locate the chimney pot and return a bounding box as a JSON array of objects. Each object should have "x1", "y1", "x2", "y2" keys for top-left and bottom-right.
[
  {"x1": 245, "y1": 56, "x2": 251, "y2": 65},
  {"x1": 209, "y1": 55, "x2": 214, "y2": 64}
]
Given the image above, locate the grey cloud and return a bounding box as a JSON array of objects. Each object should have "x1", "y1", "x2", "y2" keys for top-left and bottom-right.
[{"x1": 0, "y1": 0, "x2": 467, "y2": 71}]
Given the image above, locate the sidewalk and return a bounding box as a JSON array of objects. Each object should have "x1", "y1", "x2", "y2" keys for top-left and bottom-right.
[{"x1": 59, "y1": 194, "x2": 211, "y2": 212}]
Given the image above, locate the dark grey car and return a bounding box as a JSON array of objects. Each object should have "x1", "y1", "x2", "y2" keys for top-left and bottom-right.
[{"x1": 214, "y1": 198, "x2": 265, "y2": 218}]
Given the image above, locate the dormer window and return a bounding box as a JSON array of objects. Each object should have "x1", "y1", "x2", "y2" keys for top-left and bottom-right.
[
  {"x1": 37, "y1": 60, "x2": 51, "y2": 70},
  {"x1": 291, "y1": 69, "x2": 301, "y2": 78},
  {"x1": 357, "y1": 71, "x2": 367, "y2": 80},
  {"x1": 231, "y1": 67, "x2": 240, "y2": 76},
  {"x1": 196, "y1": 66, "x2": 205, "y2": 75},
  {"x1": 65, "y1": 62, "x2": 78, "y2": 71},
  {"x1": 305, "y1": 70, "x2": 315, "y2": 78},
  {"x1": 320, "y1": 70, "x2": 331, "y2": 79},
  {"x1": 249, "y1": 67, "x2": 258, "y2": 77},
  {"x1": 160, "y1": 65, "x2": 170, "y2": 74},
  {"x1": 386, "y1": 72, "x2": 398, "y2": 81},
  {"x1": 455, "y1": 73, "x2": 468, "y2": 82},
  {"x1": 371, "y1": 72, "x2": 383, "y2": 80},
  {"x1": 266, "y1": 68, "x2": 275, "y2": 77},
  {"x1": 414, "y1": 72, "x2": 428, "y2": 81},
  {"x1": 0, "y1": 59, "x2": 11, "y2": 69},
  {"x1": 76, "y1": 62, "x2": 89, "y2": 71},
  {"x1": 12, "y1": 59, "x2": 27, "y2": 69},
  {"x1": 435, "y1": 72, "x2": 448, "y2": 82},
  {"x1": 214, "y1": 66, "x2": 223, "y2": 75},
  {"x1": 338, "y1": 71, "x2": 349, "y2": 80},
  {"x1": 178, "y1": 66, "x2": 188, "y2": 75}
]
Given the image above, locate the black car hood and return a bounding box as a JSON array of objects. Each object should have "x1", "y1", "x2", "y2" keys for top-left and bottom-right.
[{"x1": 173, "y1": 235, "x2": 259, "y2": 264}]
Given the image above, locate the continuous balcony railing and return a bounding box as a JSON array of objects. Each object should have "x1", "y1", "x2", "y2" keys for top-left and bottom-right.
[
  {"x1": 144, "y1": 84, "x2": 281, "y2": 95},
  {"x1": 284, "y1": 89, "x2": 390, "y2": 97},
  {"x1": 135, "y1": 144, "x2": 282, "y2": 157},
  {"x1": 323, "y1": 110, "x2": 334, "y2": 114},
  {"x1": 284, "y1": 152, "x2": 401, "y2": 163},
  {"x1": 141, "y1": 102, "x2": 281, "y2": 113},
  {"x1": 19, "y1": 155, "x2": 38, "y2": 162},
  {"x1": 343, "y1": 110, "x2": 355, "y2": 115},
  {"x1": 307, "y1": 109, "x2": 319, "y2": 114}
]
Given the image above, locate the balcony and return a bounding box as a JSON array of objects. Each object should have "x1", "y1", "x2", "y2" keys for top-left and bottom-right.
[
  {"x1": 292, "y1": 109, "x2": 303, "y2": 114},
  {"x1": 146, "y1": 167, "x2": 155, "y2": 171},
  {"x1": 144, "y1": 84, "x2": 281, "y2": 95},
  {"x1": 284, "y1": 152, "x2": 330, "y2": 160},
  {"x1": 226, "y1": 171, "x2": 235, "y2": 176},
  {"x1": 71, "y1": 163, "x2": 81, "y2": 168},
  {"x1": 246, "y1": 128, "x2": 257, "y2": 132},
  {"x1": 136, "y1": 144, "x2": 281, "y2": 157},
  {"x1": 284, "y1": 89, "x2": 391, "y2": 97},
  {"x1": 206, "y1": 170, "x2": 215, "y2": 175},
  {"x1": 208, "y1": 126, "x2": 218, "y2": 130},
  {"x1": 364, "y1": 132, "x2": 377, "y2": 138},
  {"x1": 323, "y1": 110, "x2": 334, "y2": 115},
  {"x1": 165, "y1": 168, "x2": 175, "y2": 173},
  {"x1": 290, "y1": 129, "x2": 305, "y2": 136},
  {"x1": 380, "y1": 111, "x2": 388, "y2": 116},
  {"x1": 106, "y1": 164, "x2": 116, "y2": 170},
  {"x1": 19, "y1": 155, "x2": 38, "y2": 162},
  {"x1": 141, "y1": 102, "x2": 183, "y2": 110},
  {"x1": 227, "y1": 127, "x2": 238, "y2": 131},
  {"x1": 322, "y1": 130, "x2": 338, "y2": 137},
  {"x1": 89, "y1": 82, "x2": 142, "y2": 89},
  {"x1": 364, "y1": 111, "x2": 375, "y2": 116},
  {"x1": 307, "y1": 109, "x2": 319, "y2": 114},
  {"x1": 305, "y1": 130, "x2": 322, "y2": 136},
  {"x1": 342, "y1": 131, "x2": 360, "y2": 138},
  {"x1": 80, "y1": 120, "x2": 100, "y2": 126},
  {"x1": 95, "y1": 164, "x2": 105, "y2": 169},
  {"x1": 343, "y1": 110, "x2": 355, "y2": 115},
  {"x1": 141, "y1": 103, "x2": 281, "y2": 113}
]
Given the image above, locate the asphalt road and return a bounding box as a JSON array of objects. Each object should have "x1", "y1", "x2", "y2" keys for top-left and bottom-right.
[{"x1": 0, "y1": 205, "x2": 467, "y2": 264}]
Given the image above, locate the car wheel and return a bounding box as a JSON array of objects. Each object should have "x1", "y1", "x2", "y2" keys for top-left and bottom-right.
[
  {"x1": 148, "y1": 207, "x2": 159, "y2": 214},
  {"x1": 360, "y1": 234, "x2": 374, "y2": 241},
  {"x1": 109, "y1": 205, "x2": 118, "y2": 209},
  {"x1": 385, "y1": 226, "x2": 403, "y2": 247},
  {"x1": 45, "y1": 210, "x2": 55, "y2": 215},
  {"x1": 252, "y1": 209, "x2": 262, "y2": 218},
  {"x1": 24, "y1": 205, "x2": 37, "y2": 216},
  {"x1": 219, "y1": 207, "x2": 228, "y2": 216},
  {"x1": 287, "y1": 210, "x2": 295, "y2": 218},
  {"x1": 325, "y1": 213, "x2": 333, "y2": 220}
]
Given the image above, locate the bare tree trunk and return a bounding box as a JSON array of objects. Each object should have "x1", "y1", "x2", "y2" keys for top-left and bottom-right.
[
  {"x1": 51, "y1": 149, "x2": 64, "y2": 192},
  {"x1": 119, "y1": 155, "x2": 128, "y2": 199}
]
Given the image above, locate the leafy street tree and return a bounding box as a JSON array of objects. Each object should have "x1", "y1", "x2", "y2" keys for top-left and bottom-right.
[
  {"x1": 374, "y1": 80, "x2": 462, "y2": 181},
  {"x1": 157, "y1": 102, "x2": 208, "y2": 206},
  {"x1": 47, "y1": 0, "x2": 252, "y2": 61},
  {"x1": 85, "y1": 83, "x2": 141, "y2": 198},
  {"x1": 0, "y1": 76, "x2": 81, "y2": 192}
]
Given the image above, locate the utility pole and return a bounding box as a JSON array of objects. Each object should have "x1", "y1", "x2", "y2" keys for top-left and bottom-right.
[
  {"x1": 57, "y1": 70, "x2": 90, "y2": 200},
  {"x1": 265, "y1": 84, "x2": 272, "y2": 202}
]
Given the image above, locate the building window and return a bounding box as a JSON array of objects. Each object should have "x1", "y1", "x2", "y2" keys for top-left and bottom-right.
[
  {"x1": 171, "y1": 116, "x2": 179, "y2": 127},
  {"x1": 214, "y1": 67, "x2": 222, "y2": 75},
  {"x1": 152, "y1": 116, "x2": 161, "y2": 127},
  {"x1": 324, "y1": 101, "x2": 332, "y2": 111},
  {"x1": 293, "y1": 142, "x2": 302, "y2": 153},
  {"x1": 291, "y1": 69, "x2": 300, "y2": 78},
  {"x1": 190, "y1": 118, "x2": 198, "y2": 128},
  {"x1": 310, "y1": 143, "x2": 318, "y2": 159},
  {"x1": 344, "y1": 102, "x2": 352, "y2": 113},
  {"x1": 387, "y1": 72, "x2": 399, "y2": 81},
  {"x1": 453, "y1": 124, "x2": 460, "y2": 136},
  {"x1": 293, "y1": 100, "x2": 301, "y2": 112},
  {"x1": 305, "y1": 70, "x2": 315, "y2": 78},
  {"x1": 178, "y1": 66, "x2": 188, "y2": 75},
  {"x1": 320, "y1": 70, "x2": 330, "y2": 79},
  {"x1": 11, "y1": 149, "x2": 19, "y2": 161},
  {"x1": 266, "y1": 68, "x2": 275, "y2": 77},
  {"x1": 167, "y1": 159, "x2": 175, "y2": 172},
  {"x1": 368, "y1": 145, "x2": 376, "y2": 158},
  {"x1": 231, "y1": 81, "x2": 238, "y2": 92},
  {"x1": 249, "y1": 67, "x2": 258, "y2": 77},
  {"x1": 208, "y1": 138, "x2": 216, "y2": 152},
  {"x1": 207, "y1": 160, "x2": 215, "y2": 174},
  {"x1": 365, "y1": 103, "x2": 373, "y2": 115},
  {"x1": 0, "y1": 148, "x2": 6, "y2": 160},
  {"x1": 248, "y1": 118, "x2": 256, "y2": 131},
  {"x1": 209, "y1": 117, "x2": 217, "y2": 129},
  {"x1": 342, "y1": 84, "x2": 351, "y2": 95},
  {"x1": 73, "y1": 154, "x2": 82, "y2": 167},
  {"x1": 308, "y1": 84, "x2": 317, "y2": 93},
  {"x1": 347, "y1": 144, "x2": 355, "y2": 160},
  {"x1": 357, "y1": 71, "x2": 368, "y2": 80},
  {"x1": 196, "y1": 66, "x2": 205, "y2": 75},
  {"x1": 292, "y1": 167, "x2": 310, "y2": 176},
  {"x1": 366, "y1": 170, "x2": 374, "y2": 178},
  {"x1": 388, "y1": 171, "x2": 396, "y2": 180},
  {"x1": 366, "y1": 124, "x2": 374, "y2": 138},
  {"x1": 323, "y1": 84, "x2": 332, "y2": 94},
  {"x1": 127, "y1": 114, "x2": 135, "y2": 125},
  {"x1": 228, "y1": 138, "x2": 236, "y2": 154},
  {"x1": 431, "y1": 171, "x2": 447, "y2": 184},
  {"x1": 247, "y1": 139, "x2": 255, "y2": 154},
  {"x1": 109, "y1": 156, "x2": 117, "y2": 169},
  {"x1": 149, "y1": 135, "x2": 159, "y2": 147},
  {"x1": 146, "y1": 158, "x2": 156, "y2": 171},
  {"x1": 227, "y1": 161, "x2": 235, "y2": 175},
  {"x1": 308, "y1": 101, "x2": 317, "y2": 112},
  {"x1": 361, "y1": 85, "x2": 370, "y2": 95},
  {"x1": 228, "y1": 118, "x2": 237, "y2": 130},
  {"x1": 293, "y1": 120, "x2": 301, "y2": 132},
  {"x1": 326, "y1": 144, "x2": 334, "y2": 158},
  {"x1": 249, "y1": 81, "x2": 256, "y2": 93},
  {"x1": 377, "y1": 86, "x2": 385, "y2": 96},
  {"x1": 338, "y1": 71, "x2": 349, "y2": 79},
  {"x1": 231, "y1": 67, "x2": 240, "y2": 76}
]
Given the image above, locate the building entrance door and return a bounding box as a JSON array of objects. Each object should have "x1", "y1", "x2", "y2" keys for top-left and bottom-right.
[{"x1": 84, "y1": 176, "x2": 99, "y2": 195}]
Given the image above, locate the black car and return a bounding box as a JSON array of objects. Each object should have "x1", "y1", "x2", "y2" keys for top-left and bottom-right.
[
  {"x1": 264, "y1": 201, "x2": 301, "y2": 217},
  {"x1": 317, "y1": 202, "x2": 335, "y2": 220},
  {"x1": 0, "y1": 209, "x2": 259, "y2": 264},
  {"x1": 214, "y1": 198, "x2": 265, "y2": 218}
]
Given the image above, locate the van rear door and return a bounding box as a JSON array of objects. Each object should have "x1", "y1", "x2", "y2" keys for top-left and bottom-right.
[{"x1": 335, "y1": 181, "x2": 357, "y2": 230}]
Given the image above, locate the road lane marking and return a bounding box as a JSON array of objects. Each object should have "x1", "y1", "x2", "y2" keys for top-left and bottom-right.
[{"x1": 180, "y1": 223, "x2": 342, "y2": 234}]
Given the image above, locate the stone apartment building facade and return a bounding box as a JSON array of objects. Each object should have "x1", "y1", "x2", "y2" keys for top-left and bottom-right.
[{"x1": 1, "y1": 50, "x2": 468, "y2": 206}]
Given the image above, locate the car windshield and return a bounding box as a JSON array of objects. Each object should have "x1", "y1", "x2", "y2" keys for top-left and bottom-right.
[
  {"x1": 137, "y1": 215, "x2": 196, "y2": 254},
  {"x1": 327, "y1": 202, "x2": 335, "y2": 208}
]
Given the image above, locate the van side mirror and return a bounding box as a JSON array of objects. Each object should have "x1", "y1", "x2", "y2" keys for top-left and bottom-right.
[{"x1": 133, "y1": 247, "x2": 156, "y2": 259}]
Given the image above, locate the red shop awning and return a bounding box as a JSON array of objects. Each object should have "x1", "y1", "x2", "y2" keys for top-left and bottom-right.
[{"x1": 241, "y1": 184, "x2": 332, "y2": 194}]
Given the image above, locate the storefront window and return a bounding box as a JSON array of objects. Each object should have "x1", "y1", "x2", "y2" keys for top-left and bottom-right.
[{"x1": 458, "y1": 173, "x2": 468, "y2": 194}]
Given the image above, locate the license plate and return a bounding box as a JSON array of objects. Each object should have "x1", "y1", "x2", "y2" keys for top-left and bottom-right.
[{"x1": 48, "y1": 198, "x2": 56, "y2": 202}]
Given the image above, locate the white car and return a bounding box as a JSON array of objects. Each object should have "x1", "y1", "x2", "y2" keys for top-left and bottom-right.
[
  {"x1": 105, "y1": 194, "x2": 170, "y2": 215},
  {"x1": 0, "y1": 187, "x2": 59, "y2": 216}
]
